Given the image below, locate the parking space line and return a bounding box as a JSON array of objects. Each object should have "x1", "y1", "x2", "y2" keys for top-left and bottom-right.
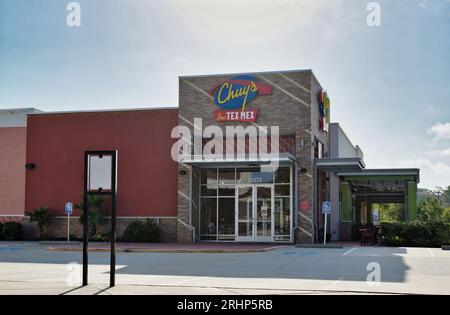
[
  {"x1": 428, "y1": 248, "x2": 435, "y2": 257},
  {"x1": 342, "y1": 247, "x2": 358, "y2": 256}
]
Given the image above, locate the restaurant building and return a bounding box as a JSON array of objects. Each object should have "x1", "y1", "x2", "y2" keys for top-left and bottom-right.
[{"x1": 0, "y1": 69, "x2": 420, "y2": 243}]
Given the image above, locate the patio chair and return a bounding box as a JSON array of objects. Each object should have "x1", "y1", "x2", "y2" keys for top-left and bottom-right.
[{"x1": 360, "y1": 225, "x2": 379, "y2": 246}]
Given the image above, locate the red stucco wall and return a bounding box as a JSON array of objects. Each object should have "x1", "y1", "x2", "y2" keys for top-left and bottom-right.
[
  {"x1": 25, "y1": 109, "x2": 179, "y2": 217},
  {"x1": 0, "y1": 127, "x2": 26, "y2": 216}
]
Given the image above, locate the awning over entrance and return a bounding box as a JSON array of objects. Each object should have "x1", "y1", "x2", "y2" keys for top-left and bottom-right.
[
  {"x1": 180, "y1": 153, "x2": 296, "y2": 168},
  {"x1": 315, "y1": 158, "x2": 365, "y2": 172}
]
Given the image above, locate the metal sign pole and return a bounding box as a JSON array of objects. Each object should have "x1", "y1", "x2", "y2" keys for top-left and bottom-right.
[
  {"x1": 110, "y1": 151, "x2": 117, "y2": 287},
  {"x1": 82, "y1": 152, "x2": 89, "y2": 286},
  {"x1": 321, "y1": 201, "x2": 331, "y2": 246},
  {"x1": 82, "y1": 150, "x2": 117, "y2": 288},
  {"x1": 67, "y1": 211, "x2": 70, "y2": 243}
]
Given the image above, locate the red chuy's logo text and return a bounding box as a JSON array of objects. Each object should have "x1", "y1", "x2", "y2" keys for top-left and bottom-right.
[{"x1": 210, "y1": 75, "x2": 272, "y2": 123}]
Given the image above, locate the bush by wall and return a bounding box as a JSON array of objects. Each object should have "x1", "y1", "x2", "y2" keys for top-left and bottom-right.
[
  {"x1": 120, "y1": 219, "x2": 160, "y2": 242},
  {"x1": 3, "y1": 222, "x2": 23, "y2": 241},
  {"x1": 381, "y1": 221, "x2": 450, "y2": 247},
  {"x1": 0, "y1": 222, "x2": 4, "y2": 240}
]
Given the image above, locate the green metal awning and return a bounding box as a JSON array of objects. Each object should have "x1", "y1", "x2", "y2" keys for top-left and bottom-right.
[{"x1": 337, "y1": 168, "x2": 420, "y2": 183}]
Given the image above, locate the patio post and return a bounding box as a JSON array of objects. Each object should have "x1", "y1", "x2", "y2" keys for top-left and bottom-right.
[{"x1": 406, "y1": 181, "x2": 417, "y2": 221}]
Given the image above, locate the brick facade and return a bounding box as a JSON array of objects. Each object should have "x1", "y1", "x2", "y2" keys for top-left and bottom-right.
[{"x1": 178, "y1": 70, "x2": 329, "y2": 244}]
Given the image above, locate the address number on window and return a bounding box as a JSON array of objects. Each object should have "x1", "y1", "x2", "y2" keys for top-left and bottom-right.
[{"x1": 248, "y1": 177, "x2": 263, "y2": 183}]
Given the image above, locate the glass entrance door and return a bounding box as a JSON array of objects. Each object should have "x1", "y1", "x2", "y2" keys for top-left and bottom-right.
[{"x1": 236, "y1": 185, "x2": 273, "y2": 242}]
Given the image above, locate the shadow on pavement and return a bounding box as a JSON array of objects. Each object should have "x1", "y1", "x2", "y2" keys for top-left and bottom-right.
[{"x1": 0, "y1": 242, "x2": 411, "y2": 283}]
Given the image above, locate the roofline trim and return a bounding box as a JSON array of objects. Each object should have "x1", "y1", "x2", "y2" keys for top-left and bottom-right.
[
  {"x1": 0, "y1": 108, "x2": 42, "y2": 113},
  {"x1": 179, "y1": 69, "x2": 314, "y2": 79},
  {"x1": 28, "y1": 106, "x2": 178, "y2": 116},
  {"x1": 336, "y1": 169, "x2": 420, "y2": 177}
]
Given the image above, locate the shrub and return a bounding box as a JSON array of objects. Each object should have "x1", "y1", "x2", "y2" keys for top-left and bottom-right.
[
  {"x1": 0, "y1": 222, "x2": 4, "y2": 240},
  {"x1": 91, "y1": 232, "x2": 110, "y2": 242},
  {"x1": 382, "y1": 221, "x2": 450, "y2": 247},
  {"x1": 26, "y1": 207, "x2": 51, "y2": 240},
  {"x1": 3, "y1": 222, "x2": 23, "y2": 241},
  {"x1": 121, "y1": 219, "x2": 160, "y2": 242}
]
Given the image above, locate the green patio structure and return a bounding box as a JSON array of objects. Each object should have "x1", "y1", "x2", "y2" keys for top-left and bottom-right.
[{"x1": 336, "y1": 169, "x2": 420, "y2": 241}]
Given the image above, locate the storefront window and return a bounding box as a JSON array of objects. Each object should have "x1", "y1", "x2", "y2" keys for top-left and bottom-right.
[
  {"x1": 238, "y1": 186, "x2": 253, "y2": 237},
  {"x1": 218, "y1": 169, "x2": 235, "y2": 185},
  {"x1": 218, "y1": 198, "x2": 235, "y2": 240},
  {"x1": 274, "y1": 197, "x2": 290, "y2": 241},
  {"x1": 200, "y1": 198, "x2": 217, "y2": 241},
  {"x1": 275, "y1": 184, "x2": 290, "y2": 196},
  {"x1": 199, "y1": 166, "x2": 292, "y2": 242},
  {"x1": 200, "y1": 168, "x2": 236, "y2": 241},
  {"x1": 218, "y1": 168, "x2": 235, "y2": 196},
  {"x1": 218, "y1": 186, "x2": 235, "y2": 196},
  {"x1": 201, "y1": 185, "x2": 217, "y2": 197},
  {"x1": 275, "y1": 168, "x2": 290, "y2": 184},
  {"x1": 201, "y1": 169, "x2": 217, "y2": 185},
  {"x1": 274, "y1": 167, "x2": 291, "y2": 241}
]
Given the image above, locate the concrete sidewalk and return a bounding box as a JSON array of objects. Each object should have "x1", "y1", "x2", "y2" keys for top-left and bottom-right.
[
  {"x1": 43, "y1": 242, "x2": 286, "y2": 253},
  {"x1": 0, "y1": 281, "x2": 384, "y2": 295}
]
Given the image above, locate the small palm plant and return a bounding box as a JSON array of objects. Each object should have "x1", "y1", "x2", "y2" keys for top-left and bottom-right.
[
  {"x1": 76, "y1": 195, "x2": 106, "y2": 239},
  {"x1": 26, "y1": 207, "x2": 51, "y2": 240}
]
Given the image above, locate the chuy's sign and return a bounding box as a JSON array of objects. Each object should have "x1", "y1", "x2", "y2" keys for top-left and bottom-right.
[
  {"x1": 210, "y1": 75, "x2": 272, "y2": 123},
  {"x1": 318, "y1": 90, "x2": 330, "y2": 132}
]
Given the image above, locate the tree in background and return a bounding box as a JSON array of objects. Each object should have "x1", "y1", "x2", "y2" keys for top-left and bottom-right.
[
  {"x1": 442, "y1": 207, "x2": 450, "y2": 222},
  {"x1": 442, "y1": 186, "x2": 450, "y2": 208},
  {"x1": 414, "y1": 186, "x2": 450, "y2": 223},
  {"x1": 418, "y1": 197, "x2": 444, "y2": 223},
  {"x1": 435, "y1": 186, "x2": 445, "y2": 206},
  {"x1": 26, "y1": 207, "x2": 51, "y2": 240},
  {"x1": 379, "y1": 204, "x2": 405, "y2": 222}
]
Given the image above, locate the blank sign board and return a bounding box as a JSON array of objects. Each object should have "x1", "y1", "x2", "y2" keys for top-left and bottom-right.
[{"x1": 88, "y1": 155, "x2": 112, "y2": 191}]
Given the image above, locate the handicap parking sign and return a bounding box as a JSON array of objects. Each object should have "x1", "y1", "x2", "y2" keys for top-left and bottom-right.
[
  {"x1": 65, "y1": 202, "x2": 73, "y2": 215},
  {"x1": 322, "y1": 201, "x2": 331, "y2": 214}
]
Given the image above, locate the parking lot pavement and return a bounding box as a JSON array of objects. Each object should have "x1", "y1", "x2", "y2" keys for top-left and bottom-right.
[{"x1": 1, "y1": 242, "x2": 450, "y2": 295}]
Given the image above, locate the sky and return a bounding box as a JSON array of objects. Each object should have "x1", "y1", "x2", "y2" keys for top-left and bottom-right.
[{"x1": 0, "y1": 0, "x2": 449, "y2": 190}]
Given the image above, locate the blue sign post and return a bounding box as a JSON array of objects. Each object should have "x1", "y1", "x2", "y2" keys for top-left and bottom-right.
[
  {"x1": 322, "y1": 201, "x2": 331, "y2": 245},
  {"x1": 65, "y1": 202, "x2": 73, "y2": 243}
]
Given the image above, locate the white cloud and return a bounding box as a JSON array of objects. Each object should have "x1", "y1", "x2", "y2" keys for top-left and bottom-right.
[
  {"x1": 428, "y1": 122, "x2": 450, "y2": 141},
  {"x1": 398, "y1": 158, "x2": 450, "y2": 189},
  {"x1": 430, "y1": 148, "x2": 450, "y2": 157},
  {"x1": 162, "y1": 0, "x2": 348, "y2": 45}
]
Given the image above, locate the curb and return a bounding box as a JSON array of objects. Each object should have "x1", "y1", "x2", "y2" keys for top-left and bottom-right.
[
  {"x1": 39, "y1": 241, "x2": 81, "y2": 246},
  {"x1": 44, "y1": 245, "x2": 285, "y2": 254},
  {"x1": 295, "y1": 244, "x2": 343, "y2": 249}
]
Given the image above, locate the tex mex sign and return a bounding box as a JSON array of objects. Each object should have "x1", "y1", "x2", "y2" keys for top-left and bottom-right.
[{"x1": 209, "y1": 75, "x2": 272, "y2": 123}]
